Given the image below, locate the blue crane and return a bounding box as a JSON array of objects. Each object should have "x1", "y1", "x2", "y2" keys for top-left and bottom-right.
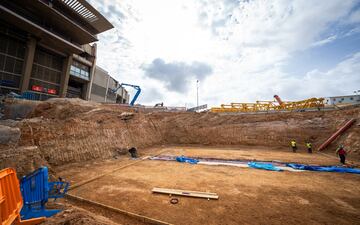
[{"x1": 112, "y1": 83, "x2": 141, "y2": 106}]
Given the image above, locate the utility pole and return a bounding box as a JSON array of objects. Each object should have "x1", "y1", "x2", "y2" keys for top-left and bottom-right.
[{"x1": 196, "y1": 80, "x2": 199, "y2": 107}]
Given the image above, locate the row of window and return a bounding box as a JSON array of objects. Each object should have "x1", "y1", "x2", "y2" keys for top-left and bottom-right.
[
  {"x1": 332, "y1": 97, "x2": 355, "y2": 102},
  {"x1": 70, "y1": 61, "x2": 90, "y2": 80},
  {"x1": 31, "y1": 64, "x2": 62, "y2": 84},
  {"x1": 0, "y1": 34, "x2": 26, "y2": 59},
  {"x1": 33, "y1": 49, "x2": 63, "y2": 71}
]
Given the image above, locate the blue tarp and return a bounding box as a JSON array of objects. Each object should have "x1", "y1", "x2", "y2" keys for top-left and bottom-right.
[
  {"x1": 176, "y1": 156, "x2": 199, "y2": 164},
  {"x1": 248, "y1": 162, "x2": 282, "y2": 171},
  {"x1": 287, "y1": 164, "x2": 360, "y2": 174}
]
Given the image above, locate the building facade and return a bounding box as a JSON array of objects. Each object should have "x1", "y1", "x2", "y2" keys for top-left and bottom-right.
[
  {"x1": 90, "y1": 66, "x2": 129, "y2": 104},
  {"x1": 0, "y1": 0, "x2": 113, "y2": 100},
  {"x1": 325, "y1": 95, "x2": 360, "y2": 105}
]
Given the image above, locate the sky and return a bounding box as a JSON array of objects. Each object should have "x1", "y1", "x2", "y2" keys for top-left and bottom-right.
[{"x1": 89, "y1": 0, "x2": 360, "y2": 107}]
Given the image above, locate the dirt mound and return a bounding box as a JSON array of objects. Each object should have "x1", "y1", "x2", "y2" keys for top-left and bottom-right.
[
  {"x1": 0, "y1": 146, "x2": 49, "y2": 177},
  {"x1": 0, "y1": 98, "x2": 359, "y2": 175},
  {"x1": 41, "y1": 207, "x2": 118, "y2": 225},
  {"x1": 30, "y1": 98, "x2": 100, "y2": 120}
]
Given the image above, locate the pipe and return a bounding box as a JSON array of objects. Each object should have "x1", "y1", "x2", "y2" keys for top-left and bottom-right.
[
  {"x1": 317, "y1": 118, "x2": 356, "y2": 151},
  {"x1": 274, "y1": 95, "x2": 284, "y2": 105}
]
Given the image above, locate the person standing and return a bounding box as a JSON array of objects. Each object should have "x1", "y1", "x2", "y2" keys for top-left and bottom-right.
[
  {"x1": 336, "y1": 145, "x2": 346, "y2": 164},
  {"x1": 128, "y1": 147, "x2": 138, "y2": 158},
  {"x1": 290, "y1": 140, "x2": 297, "y2": 153},
  {"x1": 306, "y1": 142, "x2": 312, "y2": 153}
]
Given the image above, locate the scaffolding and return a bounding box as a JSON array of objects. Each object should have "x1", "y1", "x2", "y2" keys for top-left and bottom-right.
[{"x1": 211, "y1": 96, "x2": 325, "y2": 113}]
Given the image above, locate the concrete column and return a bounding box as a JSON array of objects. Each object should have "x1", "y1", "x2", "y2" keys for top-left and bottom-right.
[
  {"x1": 85, "y1": 44, "x2": 97, "y2": 100},
  {"x1": 104, "y1": 74, "x2": 110, "y2": 102},
  {"x1": 20, "y1": 37, "x2": 36, "y2": 93},
  {"x1": 59, "y1": 55, "x2": 72, "y2": 97}
]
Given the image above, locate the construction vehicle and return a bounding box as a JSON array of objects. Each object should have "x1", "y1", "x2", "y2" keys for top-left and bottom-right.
[
  {"x1": 112, "y1": 83, "x2": 141, "y2": 106},
  {"x1": 211, "y1": 95, "x2": 325, "y2": 113},
  {"x1": 154, "y1": 102, "x2": 164, "y2": 107}
]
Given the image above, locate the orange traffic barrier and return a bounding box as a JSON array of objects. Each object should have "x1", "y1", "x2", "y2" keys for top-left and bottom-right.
[{"x1": 0, "y1": 168, "x2": 45, "y2": 225}]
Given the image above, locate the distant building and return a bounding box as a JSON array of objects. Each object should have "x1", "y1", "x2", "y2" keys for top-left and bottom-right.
[
  {"x1": 0, "y1": 0, "x2": 113, "y2": 100},
  {"x1": 324, "y1": 95, "x2": 360, "y2": 105},
  {"x1": 90, "y1": 66, "x2": 129, "y2": 104}
]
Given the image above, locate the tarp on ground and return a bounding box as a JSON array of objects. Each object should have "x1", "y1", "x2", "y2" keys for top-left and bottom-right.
[
  {"x1": 176, "y1": 156, "x2": 199, "y2": 164},
  {"x1": 248, "y1": 162, "x2": 282, "y2": 171},
  {"x1": 287, "y1": 164, "x2": 360, "y2": 174}
]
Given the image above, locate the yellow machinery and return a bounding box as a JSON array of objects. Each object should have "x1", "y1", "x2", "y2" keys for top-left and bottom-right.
[{"x1": 211, "y1": 95, "x2": 325, "y2": 113}]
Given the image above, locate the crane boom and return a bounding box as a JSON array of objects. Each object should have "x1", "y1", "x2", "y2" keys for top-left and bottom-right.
[{"x1": 112, "y1": 83, "x2": 141, "y2": 106}]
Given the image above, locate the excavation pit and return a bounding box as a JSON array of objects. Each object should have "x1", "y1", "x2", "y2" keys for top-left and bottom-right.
[{"x1": 58, "y1": 147, "x2": 360, "y2": 225}]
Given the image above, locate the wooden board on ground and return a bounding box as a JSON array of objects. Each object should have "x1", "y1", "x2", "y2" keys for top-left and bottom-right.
[{"x1": 152, "y1": 187, "x2": 219, "y2": 200}]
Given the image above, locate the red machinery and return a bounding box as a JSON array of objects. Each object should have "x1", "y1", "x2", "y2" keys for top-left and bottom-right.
[
  {"x1": 317, "y1": 119, "x2": 356, "y2": 151},
  {"x1": 273, "y1": 95, "x2": 284, "y2": 105}
]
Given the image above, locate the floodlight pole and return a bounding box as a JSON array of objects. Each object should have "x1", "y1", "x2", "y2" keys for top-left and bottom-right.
[{"x1": 196, "y1": 80, "x2": 199, "y2": 107}]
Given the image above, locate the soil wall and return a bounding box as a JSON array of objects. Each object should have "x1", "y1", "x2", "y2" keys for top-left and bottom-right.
[{"x1": 1, "y1": 99, "x2": 359, "y2": 175}]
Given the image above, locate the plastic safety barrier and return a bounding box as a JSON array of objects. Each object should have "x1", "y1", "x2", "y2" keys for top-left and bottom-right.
[
  {"x1": 287, "y1": 164, "x2": 360, "y2": 174},
  {"x1": 0, "y1": 168, "x2": 45, "y2": 225},
  {"x1": 176, "y1": 156, "x2": 199, "y2": 164},
  {"x1": 248, "y1": 162, "x2": 282, "y2": 171},
  {"x1": 20, "y1": 167, "x2": 69, "y2": 220}
]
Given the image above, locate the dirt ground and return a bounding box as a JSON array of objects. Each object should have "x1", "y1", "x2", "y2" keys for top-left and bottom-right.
[{"x1": 58, "y1": 146, "x2": 360, "y2": 225}]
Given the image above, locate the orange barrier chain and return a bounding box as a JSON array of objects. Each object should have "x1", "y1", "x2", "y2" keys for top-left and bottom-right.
[{"x1": 0, "y1": 168, "x2": 45, "y2": 225}]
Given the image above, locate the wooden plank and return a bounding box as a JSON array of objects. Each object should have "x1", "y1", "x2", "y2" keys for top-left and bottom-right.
[{"x1": 152, "y1": 188, "x2": 219, "y2": 200}]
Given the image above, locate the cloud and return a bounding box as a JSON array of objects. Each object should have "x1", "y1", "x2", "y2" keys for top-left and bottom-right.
[
  {"x1": 282, "y1": 51, "x2": 360, "y2": 98},
  {"x1": 347, "y1": 8, "x2": 360, "y2": 24},
  {"x1": 137, "y1": 87, "x2": 164, "y2": 104},
  {"x1": 203, "y1": 51, "x2": 360, "y2": 105},
  {"x1": 90, "y1": 0, "x2": 359, "y2": 107},
  {"x1": 141, "y1": 58, "x2": 213, "y2": 92}
]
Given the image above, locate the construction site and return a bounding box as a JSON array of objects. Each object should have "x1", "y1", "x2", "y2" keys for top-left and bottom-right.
[
  {"x1": 0, "y1": 96, "x2": 359, "y2": 225},
  {"x1": 1, "y1": 0, "x2": 360, "y2": 225}
]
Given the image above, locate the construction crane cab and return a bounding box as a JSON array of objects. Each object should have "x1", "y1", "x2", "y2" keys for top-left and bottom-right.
[{"x1": 112, "y1": 83, "x2": 141, "y2": 106}]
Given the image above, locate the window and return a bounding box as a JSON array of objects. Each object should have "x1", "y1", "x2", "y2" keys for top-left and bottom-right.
[
  {"x1": 350, "y1": 97, "x2": 353, "y2": 100},
  {"x1": 70, "y1": 61, "x2": 90, "y2": 80}
]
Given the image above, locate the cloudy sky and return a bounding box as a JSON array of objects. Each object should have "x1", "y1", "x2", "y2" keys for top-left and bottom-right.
[{"x1": 89, "y1": 0, "x2": 360, "y2": 107}]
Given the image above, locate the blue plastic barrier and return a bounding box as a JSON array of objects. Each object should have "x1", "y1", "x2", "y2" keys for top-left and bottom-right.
[
  {"x1": 21, "y1": 91, "x2": 37, "y2": 100},
  {"x1": 20, "y1": 167, "x2": 69, "y2": 219},
  {"x1": 176, "y1": 156, "x2": 199, "y2": 164},
  {"x1": 287, "y1": 164, "x2": 360, "y2": 174},
  {"x1": 8, "y1": 91, "x2": 37, "y2": 100},
  {"x1": 248, "y1": 162, "x2": 282, "y2": 171}
]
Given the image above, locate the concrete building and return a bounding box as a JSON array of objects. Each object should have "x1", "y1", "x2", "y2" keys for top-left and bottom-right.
[
  {"x1": 325, "y1": 94, "x2": 360, "y2": 105},
  {"x1": 90, "y1": 66, "x2": 129, "y2": 104},
  {"x1": 0, "y1": 0, "x2": 113, "y2": 100}
]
